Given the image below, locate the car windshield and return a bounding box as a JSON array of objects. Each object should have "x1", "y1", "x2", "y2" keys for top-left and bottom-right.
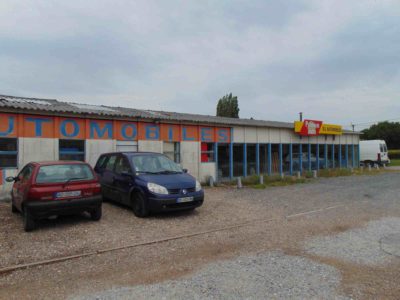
[
  {"x1": 130, "y1": 154, "x2": 182, "y2": 174},
  {"x1": 36, "y1": 164, "x2": 94, "y2": 183}
]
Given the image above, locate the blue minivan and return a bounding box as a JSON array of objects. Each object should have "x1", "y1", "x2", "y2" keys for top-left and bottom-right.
[{"x1": 94, "y1": 152, "x2": 204, "y2": 217}]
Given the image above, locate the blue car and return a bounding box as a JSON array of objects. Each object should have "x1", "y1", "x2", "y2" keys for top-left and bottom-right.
[{"x1": 94, "y1": 152, "x2": 204, "y2": 217}]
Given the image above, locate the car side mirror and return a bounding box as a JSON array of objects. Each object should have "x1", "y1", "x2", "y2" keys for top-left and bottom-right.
[
  {"x1": 182, "y1": 169, "x2": 188, "y2": 173},
  {"x1": 5, "y1": 176, "x2": 17, "y2": 183}
]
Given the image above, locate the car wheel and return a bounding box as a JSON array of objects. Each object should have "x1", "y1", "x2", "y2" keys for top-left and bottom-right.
[
  {"x1": 131, "y1": 192, "x2": 149, "y2": 218},
  {"x1": 90, "y1": 206, "x2": 102, "y2": 221},
  {"x1": 23, "y1": 207, "x2": 35, "y2": 232},
  {"x1": 11, "y1": 201, "x2": 18, "y2": 214}
]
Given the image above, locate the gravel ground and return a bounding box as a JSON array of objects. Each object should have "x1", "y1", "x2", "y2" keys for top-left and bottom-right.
[
  {"x1": 1, "y1": 171, "x2": 400, "y2": 299},
  {"x1": 74, "y1": 251, "x2": 348, "y2": 300},
  {"x1": 305, "y1": 217, "x2": 400, "y2": 266}
]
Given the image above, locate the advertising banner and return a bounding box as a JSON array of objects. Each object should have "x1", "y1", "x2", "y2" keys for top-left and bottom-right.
[{"x1": 294, "y1": 120, "x2": 342, "y2": 136}]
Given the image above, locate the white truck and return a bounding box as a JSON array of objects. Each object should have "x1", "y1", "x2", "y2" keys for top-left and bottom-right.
[{"x1": 359, "y1": 140, "x2": 390, "y2": 166}]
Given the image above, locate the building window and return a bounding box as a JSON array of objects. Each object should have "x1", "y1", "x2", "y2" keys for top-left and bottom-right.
[
  {"x1": 201, "y1": 143, "x2": 214, "y2": 163},
  {"x1": 59, "y1": 139, "x2": 85, "y2": 161},
  {"x1": 0, "y1": 138, "x2": 18, "y2": 168},
  {"x1": 164, "y1": 142, "x2": 180, "y2": 163}
]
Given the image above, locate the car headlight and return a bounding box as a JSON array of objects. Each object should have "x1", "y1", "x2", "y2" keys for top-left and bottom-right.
[
  {"x1": 195, "y1": 180, "x2": 202, "y2": 192},
  {"x1": 147, "y1": 182, "x2": 168, "y2": 195}
]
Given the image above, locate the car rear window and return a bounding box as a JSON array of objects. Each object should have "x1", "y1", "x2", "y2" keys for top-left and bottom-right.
[{"x1": 36, "y1": 164, "x2": 95, "y2": 183}]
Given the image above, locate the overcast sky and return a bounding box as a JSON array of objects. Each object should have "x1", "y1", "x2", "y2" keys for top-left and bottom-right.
[{"x1": 1, "y1": 0, "x2": 399, "y2": 130}]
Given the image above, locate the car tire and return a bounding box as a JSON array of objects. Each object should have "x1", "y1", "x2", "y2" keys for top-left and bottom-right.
[
  {"x1": 11, "y1": 201, "x2": 18, "y2": 214},
  {"x1": 90, "y1": 206, "x2": 102, "y2": 221},
  {"x1": 23, "y1": 207, "x2": 35, "y2": 232},
  {"x1": 131, "y1": 192, "x2": 149, "y2": 218}
]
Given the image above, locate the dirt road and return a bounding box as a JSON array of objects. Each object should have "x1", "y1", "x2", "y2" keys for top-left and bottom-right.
[{"x1": 1, "y1": 172, "x2": 399, "y2": 299}]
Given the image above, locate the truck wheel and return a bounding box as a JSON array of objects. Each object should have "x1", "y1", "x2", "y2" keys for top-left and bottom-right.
[
  {"x1": 23, "y1": 207, "x2": 35, "y2": 232},
  {"x1": 90, "y1": 206, "x2": 102, "y2": 221},
  {"x1": 131, "y1": 192, "x2": 149, "y2": 218}
]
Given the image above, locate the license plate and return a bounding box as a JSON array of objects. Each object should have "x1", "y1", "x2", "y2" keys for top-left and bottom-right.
[
  {"x1": 177, "y1": 196, "x2": 194, "y2": 203},
  {"x1": 55, "y1": 191, "x2": 81, "y2": 198}
]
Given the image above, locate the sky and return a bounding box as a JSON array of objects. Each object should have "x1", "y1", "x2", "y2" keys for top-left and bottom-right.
[{"x1": 0, "y1": 0, "x2": 399, "y2": 131}]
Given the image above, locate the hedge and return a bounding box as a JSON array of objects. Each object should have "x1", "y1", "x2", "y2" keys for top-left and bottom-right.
[{"x1": 389, "y1": 149, "x2": 400, "y2": 159}]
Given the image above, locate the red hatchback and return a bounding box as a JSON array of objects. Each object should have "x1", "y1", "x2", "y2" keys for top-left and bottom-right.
[{"x1": 7, "y1": 161, "x2": 102, "y2": 231}]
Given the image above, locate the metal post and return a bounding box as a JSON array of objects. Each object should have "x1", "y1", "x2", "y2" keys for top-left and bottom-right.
[
  {"x1": 289, "y1": 143, "x2": 293, "y2": 176},
  {"x1": 338, "y1": 144, "x2": 342, "y2": 168},
  {"x1": 316, "y1": 144, "x2": 320, "y2": 171},
  {"x1": 331, "y1": 144, "x2": 335, "y2": 169},
  {"x1": 256, "y1": 143, "x2": 260, "y2": 176},
  {"x1": 345, "y1": 144, "x2": 349, "y2": 168},
  {"x1": 229, "y1": 142, "x2": 233, "y2": 179},
  {"x1": 209, "y1": 176, "x2": 214, "y2": 187},
  {"x1": 299, "y1": 144, "x2": 303, "y2": 174},
  {"x1": 279, "y1": 143, "x2": 283, "y2": 176},
  {"x1": 237, "y1": 177, "x2": 242, "y2": 189},
  {"x1": 352, "y1": 144, "x2": 355, "y2": 168},
  {"x1": 214, "y1": 142, "x2": 218, "y2": 182},
  {"x1": 267, "y1": 143, "x2": 272, "y2": 176},
  {"x1": 324, "y1": 144, "x2": 328, "y2": 169},
  {"x1": 243, "y1": 143, "x2": 247, "y2": 177},
  {"x1": 229, "y1": 127, "x2": 234, "y2": 179},
  {"x1": 308, "y1": 143, "x2": 311, "y2": 171}
]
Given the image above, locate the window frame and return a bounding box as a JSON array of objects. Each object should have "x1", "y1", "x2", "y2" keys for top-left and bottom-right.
[
  {"x1": 59, "y1": 139, "x2": 85, "y2": 162},
  {"x1": 17, "y1": 164, "x2": 33, "y2": 182},
  {"x1": 163, "y1": 142, "x2": 181, "y2": 163},
  {"x1": 114, "y1": 155, "x2": 132, "y2": 174},
  {"x1": 0, "y1": 137, "x2": 18, "y2": 169},
  {"x1": 95, "y1": 155, "x2": 108, "y2": 171},
  {"x1": 201, "y1": 142, "x2": 215, "y2": 163},
  {"x1": 105, "y1": 155, "x2": 118, "y2": 171}
]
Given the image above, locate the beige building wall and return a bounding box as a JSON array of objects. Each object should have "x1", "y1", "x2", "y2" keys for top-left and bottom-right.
[
  {"x1": 199, "y1": 163, "x2": 216, "y2": 183},
  {"x1": 180, "y1": 141, "x2": 200, "y2": 179},
  {"x1": 19, "y1": 138, "x2": 58, "y2": 166},
  {"x1": 86, "y1": 139, "x2": 115, "y2": 167},
  {"x1": 138, "y1": 140, "x2": 163, "y2": 153}
]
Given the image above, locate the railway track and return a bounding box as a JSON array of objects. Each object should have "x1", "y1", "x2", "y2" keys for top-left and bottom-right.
[{"x1": 0, "y1": 204, "x2": 344, "y2": 275}]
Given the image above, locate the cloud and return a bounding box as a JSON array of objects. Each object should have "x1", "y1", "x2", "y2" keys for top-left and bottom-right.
[{"x1": 0, "y1": 0, "x2": 399, "y2": 130}]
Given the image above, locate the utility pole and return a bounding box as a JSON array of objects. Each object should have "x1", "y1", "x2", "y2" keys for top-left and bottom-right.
[
  {"x1": 299, "y1": 112, "x2": 303, "y2": 121},
  {"x1": 351, "y1": 123, "x2": 355, "y2": 132}
]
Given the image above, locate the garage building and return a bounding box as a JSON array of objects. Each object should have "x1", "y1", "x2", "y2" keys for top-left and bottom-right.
[{"x1": 0, "y1": 95, "x2": 360, "y2": 199}]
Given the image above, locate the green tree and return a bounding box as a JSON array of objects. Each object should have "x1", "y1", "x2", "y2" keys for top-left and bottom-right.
[
  {"x1": 216, "y1": 93, "x2": 239, "y2": 118},
  {"x1": 361, "y1": 121, "x2": 400, "y2": 149}
]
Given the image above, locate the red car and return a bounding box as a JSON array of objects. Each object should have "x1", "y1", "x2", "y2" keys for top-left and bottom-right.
[{"x1": 6, "y1": 161, "x2": 102, "y2": 231}]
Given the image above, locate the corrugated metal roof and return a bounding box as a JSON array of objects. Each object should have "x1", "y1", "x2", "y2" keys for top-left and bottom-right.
[{"x1": 0, "y1": 94, "x2": 357, "y2": 133}]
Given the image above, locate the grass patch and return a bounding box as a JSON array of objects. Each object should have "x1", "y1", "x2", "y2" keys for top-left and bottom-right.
[
  {"x1": 222, "y1": 174, "x2": 308, "y2": 189},
  {"x1": 389, "y1": 158, "x2": 400, "y2": 166},
  {"x1": 318, "y1": 168, "x2": 353, "y2": 177},
  {"x1": 214, "y1": 166, "x2": 397, "y2": 189}
]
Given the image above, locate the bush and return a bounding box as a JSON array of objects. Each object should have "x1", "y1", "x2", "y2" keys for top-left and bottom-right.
[{"x1": 304, "y1": 171, "x2": 314, "y2": 178}]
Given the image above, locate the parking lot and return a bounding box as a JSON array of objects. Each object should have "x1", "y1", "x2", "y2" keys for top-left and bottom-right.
[{"x1": 1, "y1": 171, "x2": 400, "y2": 299}]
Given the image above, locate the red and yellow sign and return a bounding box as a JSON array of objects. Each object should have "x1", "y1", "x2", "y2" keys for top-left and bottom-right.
[{"x1": 294, "y1": 120, "x2": 342, "y2": 136}]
